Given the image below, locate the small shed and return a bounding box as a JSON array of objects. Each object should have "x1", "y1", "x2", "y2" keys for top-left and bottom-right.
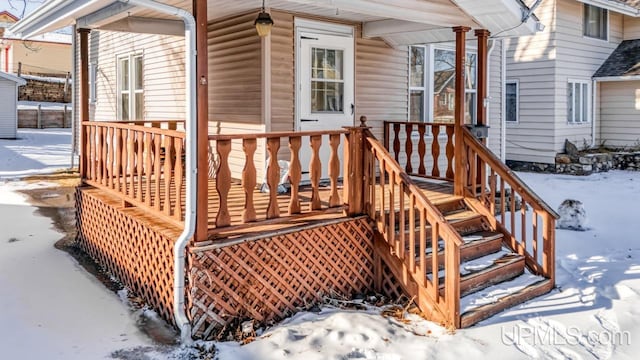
[{"x1": 0, "y1": 71, "x2": 26, "y2": 139}]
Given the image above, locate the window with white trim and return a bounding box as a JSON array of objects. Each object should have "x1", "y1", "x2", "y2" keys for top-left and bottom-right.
[
  {"x1": 505, "y1": 81, "x2": 518, "y2": 122},
  {"x1": 583, "y1": 4, "x2": 608, "y2": 41},
  {"x1": 409, "y1": 45, "x2": 477, "y2": 124},
  {"x1": 117, "y1": 53, "x2": 143, "y2": 121},
  {"x1": 567, "y1": 80, "x2": 590, "y2": 124}
]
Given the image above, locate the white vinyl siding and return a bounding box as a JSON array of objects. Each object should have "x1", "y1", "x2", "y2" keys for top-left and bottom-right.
[
  {"x1": 598, "y1": 81, "x2": 640, "y2": 147},
  {"x1": 0, "y1": 80, "x2": 18, "y2": 139},
  {"x1": 583, "y1": 4, "x2": 608, "y2": 41}
]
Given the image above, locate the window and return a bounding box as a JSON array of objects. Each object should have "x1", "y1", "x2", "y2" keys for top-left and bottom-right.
[
  {"x1": 409, "y1": 45, "x2": 477, "y2": 124},
  {"x1": 89, "y1": 62, "x2": 97, "y2": 104},
  {"x1": 409, "y1": 46, "x2": 426, "y2": 122},
  {"x1": 583, "y1": 4, "x2": 608, "y2": 40},
  {"x1": 117, "y1": 54, "x2": 143, "y2": 120},
  {"x1": 505, "y1": 81, "x2": 519, "y2": 122},
  {"x1": 311, "y1": 48, "x2": 344, "y2": 113},
  {"x1": 567, "y1": 80, "x2": 590, "y2": 123}
]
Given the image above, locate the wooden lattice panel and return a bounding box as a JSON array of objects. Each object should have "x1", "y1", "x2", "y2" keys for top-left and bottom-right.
[
  {"x1": 75, "y1": 187, "x2": 177, "y2": 324},
  {"x1": 188, "y1": 217, "x2": 375, "y2": 340},
  {"x1": 380, "y1": 260, "x2": 406, "y2": 302}
]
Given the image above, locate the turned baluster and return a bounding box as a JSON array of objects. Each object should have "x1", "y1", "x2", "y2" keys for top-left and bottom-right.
[
  {"x1": 445, "y1": 125, "x2": 455, "y2": 180},
  {"x1": 115, "y1": 128, "x2": 122, "y2": 193},
  {"x1": 163, "y1": 136, "x2": 174, "y2": 216},
  {"x1": 215, "y1": 139, "x2": 232, "y2": 226},
  {"x1": 405, "y1": 123, "x2": 413, "y2": 173},
  {"x1": 242, "y1": 138, "x2": 257, "y2": 222},
  {"x1": 418, "y1": 125, "x2": 426, "y2": 175},
  {"x1": 154, "y1": 134, "x2": 162, "y2": 211},
  {"x1": 393, "y1": 123, "x2": 401, "y2": 162},
  {"x1": 145, "y1": 132, "x2": 153, "y2": 206},
  {"x1": 288, "y1": 136, "x2": 302, "y2": 214},
  {"x1": 174, "y1": 137, "x2": 184, "y2": 221},
  {"x1": 136, "y1": 131, "x2": 144, "y2": 202},
  {"x1": 309, "y1": 135, "x2": 322, "y2": 211},
  {"x1": 431, "y1": 125, "x2": 441, "y2": 178},
  {"x1": 266, "y1": 137, "x2": 281, "y2": 219},
  {"x1": 328, "y1": 134, "x2": 341, "y2": 207}
]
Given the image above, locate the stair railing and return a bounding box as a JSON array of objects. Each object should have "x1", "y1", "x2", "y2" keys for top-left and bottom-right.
[
  {"x1": 363, "y1": 129, "x2": 464, "y2": 328},
  {"x1": 460, "y1": 127, "x2": 559, "y2": 284}
]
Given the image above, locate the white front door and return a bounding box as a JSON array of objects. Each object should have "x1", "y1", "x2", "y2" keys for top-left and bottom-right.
[{"x1": 297, "y1": 31, "x2": 354, "y2": 178}]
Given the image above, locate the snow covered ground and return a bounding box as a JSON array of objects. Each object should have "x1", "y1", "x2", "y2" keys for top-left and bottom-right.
[
  {"x1": 0, "y1": 129, "x2": 73, "y2": 179},
  {"x1": 0, "y1": 129, "x2": 638, "y2": 359}
]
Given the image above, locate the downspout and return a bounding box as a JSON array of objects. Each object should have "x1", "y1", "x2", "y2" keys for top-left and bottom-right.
[
  {"x1": 486, "y1": 39, "x2": 496, "y2": 148},
  {"x1": 591, "y1": 79, "x2": 597, "y2": 147},
  {"x1": 70, "y1": 25, "x2": 76, "y2": 170},
  {"x1": 500, "y1": 39, "x2": 507, "y2": 160},
  {"x1": 121, "y1": 0, "x2": 196, "y2": 343}
]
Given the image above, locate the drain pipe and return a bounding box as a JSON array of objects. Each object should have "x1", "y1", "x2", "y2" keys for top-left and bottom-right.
[{"x1": 121, "y1": 0, "x2": 196, "y2": 343}]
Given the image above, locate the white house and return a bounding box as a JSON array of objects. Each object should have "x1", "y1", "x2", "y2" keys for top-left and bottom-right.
[{"x1": 0, "y1": 71, "x2": 26, "y2": 138}]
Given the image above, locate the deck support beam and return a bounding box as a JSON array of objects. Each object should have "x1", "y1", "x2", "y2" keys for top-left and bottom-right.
[
  {"x1": 78, "y1": 28, "x2": 90, "y2": 180},
  {"x1": 193, "y1": 0, "x2": 209, "y2": 242},
  {"x1": 453, "y1": 26, "x2": 470, "y2": 197}
]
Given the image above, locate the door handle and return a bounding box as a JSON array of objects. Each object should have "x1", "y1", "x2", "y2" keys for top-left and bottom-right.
[
  {"x1": 351, "y1": 103, "x2": 355, "y2": 115},
  {"x1": 300, "y1": 119, "x2": 319, "y2": 122}
]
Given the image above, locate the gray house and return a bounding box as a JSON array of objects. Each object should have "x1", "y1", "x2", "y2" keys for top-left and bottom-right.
[{"x1": 501, "y1": 0, "x2": 640, "y2": 169}]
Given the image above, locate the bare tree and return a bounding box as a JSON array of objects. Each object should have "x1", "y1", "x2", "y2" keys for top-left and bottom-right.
[{"x1": 8, "y1": 0, "x2": 45, "y2": 19}]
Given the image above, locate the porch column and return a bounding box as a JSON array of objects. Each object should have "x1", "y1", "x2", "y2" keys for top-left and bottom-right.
[
  {"x1": 78, "y1": 28, "x2": 90, "y2": 180},
  {"x1": 453, "y1": 26, "x2": 470, "y2": 197},
  {"x1": 475, "y1": 29, "x2": 489, "y2": 129},
  {"x1": 193, "y1": 0, "x2": 209, "y2": 242}
]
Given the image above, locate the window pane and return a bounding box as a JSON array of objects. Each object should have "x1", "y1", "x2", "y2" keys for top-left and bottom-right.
[
  {"x1": 567, "y1": 83, "x2": 574, "y2": 122},
  {"x1": 465, "y1": 92, "x2": 476, "y2": 124},
  {"x1": 135, "y1": 93, "x2": 143, "y2": 120},
  {"x1": 135, "y1": 56, "x2": 143, "y2": 90},
  {"x1": 575, "y1": 83, "x2": 581, "y2": 122},
  {"x1": 120, "y1": 58, "x2": 129, "y2": 91},
  {"x1": 312, "y1": 48, "x2": 342, "y2": 80},
  {"x1": 410, "y1": 90, "x2": 424, "y2": 122},
  {"x1": 584, "y1": 5, "x2": 607, "y2": 40},
  {"x1": 582, "y1": 83, "x2": 589, "y2": 123},
  {"x1": 466, "y1": 53, "x2": 477, "y2": 89},
  {"x1": 311, "y1": 81, "x2": 344, "y2": 112},
  {"x1": 121, "y1": 93, "x2": 129, "y2": 121},
  {"x1": 410, "y1": 46, "x2": 425, "y2": 87},
  {"x1": 506, "y1": 83, "x2": 517, "y2": 122},
  {"x1": 434, "y1": 49, "x2": 456, "y2": 123}
]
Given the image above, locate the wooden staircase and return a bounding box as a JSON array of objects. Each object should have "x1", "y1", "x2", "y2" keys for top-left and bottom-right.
[{"x1": 365, "y1": 123, "x2": 558, "y2": 329}]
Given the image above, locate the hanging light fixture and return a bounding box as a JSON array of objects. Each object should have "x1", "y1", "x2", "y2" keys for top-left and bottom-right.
[{"x1": 254, "y1": 0, "x2": 274, "y2": 37}]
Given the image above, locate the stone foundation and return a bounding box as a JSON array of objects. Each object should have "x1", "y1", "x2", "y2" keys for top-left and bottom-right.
[{"x1": 508, "y1": 152, "x2": 640, "y2": 175}]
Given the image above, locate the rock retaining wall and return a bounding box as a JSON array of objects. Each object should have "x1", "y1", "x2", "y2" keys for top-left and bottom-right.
[{"x1": 508, "y1": 153, "x2": 640, "y2": 175}]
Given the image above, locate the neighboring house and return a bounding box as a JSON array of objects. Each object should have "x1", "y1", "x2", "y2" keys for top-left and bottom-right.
[
  {"x1": 11, "y1": 0, "x2": 559, "y2": 342},
  {"x1": 0, "y1": 71, "x2": 26, "y2": 139},
  {"x1": 0, "y1": 10, "x2": 72, "y2": 77},
  {"x1": 503, "y1": 0, "x2": 640, "y2": 169}
]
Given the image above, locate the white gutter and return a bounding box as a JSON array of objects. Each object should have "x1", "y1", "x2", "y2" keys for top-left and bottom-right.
[
  {"x1": 122, "y1": 0, "x2": 196, "y2": 343},
  {"x1": 594, "y1": 75, "x2": 640, "y2": 82},
  {"x1": 70, "y1": 24, "x2": 77, "y2": 170},
  {"x1": 486, "y1": 39, "x2": 496, "y2": 147}
]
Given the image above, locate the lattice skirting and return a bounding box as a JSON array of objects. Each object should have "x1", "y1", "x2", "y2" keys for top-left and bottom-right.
[
  {"x1": 75, "y1": 187, "x2": 177, "y2": 324},
  {"x1": 188, "y1": 218, "x2": 375, "y2": 340}
]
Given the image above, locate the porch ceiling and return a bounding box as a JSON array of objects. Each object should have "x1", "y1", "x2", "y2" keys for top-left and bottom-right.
[{"x1": 10, "y1": 0, "x2": 542, "y2": 44}]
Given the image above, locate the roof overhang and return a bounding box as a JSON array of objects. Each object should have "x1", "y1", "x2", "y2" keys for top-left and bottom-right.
[
  {"x1": 10, "y1": 0, "x2": 544, "y2": 46},
  {"x1": 594, "y1": 75, "x2": 640, "y2": 81},
  {"x1": 0, "y1": 71, "x2": 27, "y2": 86},
  {"x1": 577, "y1": 0, "x2": 640, "y2": 17}
]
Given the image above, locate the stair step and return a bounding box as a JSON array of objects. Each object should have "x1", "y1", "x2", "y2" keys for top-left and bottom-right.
[
  {"x1": 460, "y1": 275, "x2": 553, "y2": 328},
  {"x1": 419, "y1": 231, "x2": 504, "y2": 272},
  {"x1": 433, "y1": 196, "x2": 466, "y2": 215},
  {"x1": 435, "y1": 251, "x2": 526, "y2": 297}
]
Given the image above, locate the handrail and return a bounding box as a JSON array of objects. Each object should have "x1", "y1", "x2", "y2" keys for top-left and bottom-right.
[
  {"x1": 461, "y1": 127, "x2": 559, "y2": 219},
  {"x1": 364, "y1": 129, "x2": 463, "y2": 327},
  {"x1": 208, "y1": 129, "x2": 348, "y2": 141},
  {"x1": 85, "y1": 121, "x2": 185, "y2": 138}
]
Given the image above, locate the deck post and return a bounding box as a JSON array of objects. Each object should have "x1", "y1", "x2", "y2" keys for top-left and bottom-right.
[
  {"x1": 344, "y1": 116, "x2": 369, "y2": 216},
  {"x1": 453, "y1": 26, "x2": 470, "y2": 197},
  {"x1": 194, "y1": 0, "x2": 209, "y2": 242},
  {"x1": 78, "y1": 28, "x2": 90, "y2": 180},
  {"x1": 475, "y1": 29, "x2": 490, "y2": 187}
]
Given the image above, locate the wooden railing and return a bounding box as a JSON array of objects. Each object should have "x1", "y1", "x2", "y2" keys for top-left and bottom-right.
[
  {"x1": 460, "y1": 127, "x2": 558, "y2": 283},
  {"x1": 82, "y1": 121, "x2": 186, "y2": 226},
  {"x1": 364, "y1": 130, "x2": 464, "y2": 327},
  {"x1": 384, "y1": 121, "x2": 455, "y2": 182},
  {"x1": 208, "y1": 129, "x2": 350, "y2": 229}
]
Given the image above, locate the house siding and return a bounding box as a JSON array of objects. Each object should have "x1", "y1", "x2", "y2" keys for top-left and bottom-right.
[
  {"x1": 487, "y1": 39, "x2": 504, "y2": 156},
  {"x1": 554, "y1": 0, "x2": 622, "y2": 151},
  {"x1": 505, "y1": 0, "x2": 558, "y2": 164},
  {"x1": 623, "y1": 16, "x2": 640, "y2": 40},
  {"x1": 598, "y1": 80, "x2": 640, "y2": 147}
]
